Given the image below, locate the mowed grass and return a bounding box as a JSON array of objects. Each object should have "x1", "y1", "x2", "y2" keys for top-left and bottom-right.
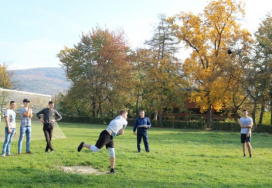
[{"x1": 0, "y1": 121, "x2": 272, "y2": 188}]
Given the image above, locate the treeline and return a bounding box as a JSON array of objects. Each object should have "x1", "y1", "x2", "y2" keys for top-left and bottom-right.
[{"x1": 55, "y1": 0, "x2": 272, "y2": 128}]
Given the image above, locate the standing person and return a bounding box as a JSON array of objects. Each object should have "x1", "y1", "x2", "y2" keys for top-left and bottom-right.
[
  {"x1": 239, "y1": 109, "x2": 253, "y2": 158},
  {"x1": 18, "y1": 99, "x2": 33, "y2": 155},
  {"x1": 77, "y1": 110, "x2": 128, "y2": 174},
  {"x1": 36, "y1": 101, "x2": 62, "y2": 153},
  {"x1": 2, "y1": 101, "x2": 16, "y2": 157},
  {"x1": 133, "y1": 110, "x2": 151, "y2": 153}
]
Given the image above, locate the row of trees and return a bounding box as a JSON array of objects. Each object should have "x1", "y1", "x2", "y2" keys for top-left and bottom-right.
[{"x1": 57, "y1": 0, "x2": 272, "y2": 127}]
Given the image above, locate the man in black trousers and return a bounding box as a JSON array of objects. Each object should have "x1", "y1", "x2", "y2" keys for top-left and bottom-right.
[{"x1": 36, "y1": 101, "x2": 62, "y2": 153}]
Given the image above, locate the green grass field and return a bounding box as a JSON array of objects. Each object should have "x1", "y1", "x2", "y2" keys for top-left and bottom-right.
[{"x1": 0, "y1": 121, "x2": 271, "y2": 188}]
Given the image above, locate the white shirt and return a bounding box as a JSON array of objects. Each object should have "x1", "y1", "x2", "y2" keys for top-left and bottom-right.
[
  {"x1": 106, "y1": 115, "x2": 128, "y2": 137},
  {"x1": 4, "y1": 109, "x2": 16, "y2": 128}
]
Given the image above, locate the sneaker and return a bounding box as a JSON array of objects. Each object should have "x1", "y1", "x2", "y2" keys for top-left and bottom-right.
[
  {"x1": 18, "y1": 152, "x2": 21, "y2": 155},
  {"x1": 243, "y1": 154, "x2": 246, "y2": 158},
  {"x1": 249, "y1": 154, "x2": 252, "y2": 158},
  {"x1": 26, "y1": 151, "x2": 32, "y2": 154},
  {"x1": 110, "y1": 168, "x2": 115, "y2": 174},
  {"x1": 50, "y1": 150, "x2": 54, "y2": 153},
  {"x1": 1, "y1": 154, "x2": 5, "y2": 157},
  {"x1": 7, "y1": 153, "x2": 13, "y2": 156},
  {"x1": 78, "y1": 141, "x2": 84, "y2": 152}
]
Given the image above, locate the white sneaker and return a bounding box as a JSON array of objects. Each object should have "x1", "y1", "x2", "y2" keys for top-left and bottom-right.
[{"x1": 1, "y1": 154, "x2": 5, "y2": 157}]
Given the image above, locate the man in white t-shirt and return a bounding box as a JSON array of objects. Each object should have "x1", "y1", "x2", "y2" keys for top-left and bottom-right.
[
  {"x1": 2, "y1": 101, "x2": 16, "y2": 157},
  {"x1": 239, "y1": 110, "x2": 253, "y2": 158},
  {"x1": 77, "y1": 110, "x2": 128, "y2": 174}
]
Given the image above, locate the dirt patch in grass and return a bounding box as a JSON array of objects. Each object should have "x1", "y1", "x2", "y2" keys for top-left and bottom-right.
[{"x1": 60, "y1": 166, "x2": 106, "y2": 175}]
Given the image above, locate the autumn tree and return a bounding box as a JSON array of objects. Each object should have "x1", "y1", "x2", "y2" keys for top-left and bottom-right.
[
  {"x1": 58, "y1": 27, "x2": 132, "y2": 117},
  {"x1": 0, "y1": 63, "x2": 12, "y2": 89},
  {"x1": 168, "y1": 0, "x2": 253, "y2": 127},
  {"x1": 0, "y1": 63, "x2": 13, "y2": 114}
]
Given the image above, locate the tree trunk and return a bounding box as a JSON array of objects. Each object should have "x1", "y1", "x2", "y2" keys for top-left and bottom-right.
[
  {"x1": 207, "y1": 106, "x2": 212, "y2": 128},
  {"x1": 136, "y1": 94, "x2": 139, "y2": 115},
  {"x1": 92, "y1": 95, "x2": 96, "y2": 117},
  {"x1": 258, "y1": 99, "x2": 265, "y2": 125},
  {"x1": 154, "y1": 110, "x2": 158, "y2": 120},
  {"x1": 99, "y1": 103, "x2": 103, "y2": 118},
  {"x1": 233, "y1": 107, "x2": 241, "y2": 122},
  {"x1": 159, "y1": 111, "x2": 163, "y2": 127},
  {"x1": 270, "y1": 93, "x2": 272, "y2": 125},
  {"x1": 251, "y1": 99, "x2": 258, "y2": 131}
]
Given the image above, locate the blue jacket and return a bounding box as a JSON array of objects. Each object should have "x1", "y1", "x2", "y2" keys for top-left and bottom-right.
[{"x1": 133, "y1": 116, "x2": 151, "y2": 132}]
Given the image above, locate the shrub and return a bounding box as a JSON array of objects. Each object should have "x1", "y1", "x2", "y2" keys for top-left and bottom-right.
[
  {"x1": 211, "y1": 122, "x2": 240, "y2": 132},
  {"x1": 256, "y1": 124, "x2": 272, "y2": 134},
  {"x1": 61, "y1": 116, "x2": 271, "y2": 133}
]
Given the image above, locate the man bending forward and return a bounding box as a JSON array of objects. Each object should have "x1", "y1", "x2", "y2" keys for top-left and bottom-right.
[{"x1": 77, "y1": 110, "x2": 128, "y2": 174}]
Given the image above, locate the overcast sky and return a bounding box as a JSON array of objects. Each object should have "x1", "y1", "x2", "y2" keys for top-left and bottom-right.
[{"x1": 0, "y1": 0, "x2": 271, "y2": 70}]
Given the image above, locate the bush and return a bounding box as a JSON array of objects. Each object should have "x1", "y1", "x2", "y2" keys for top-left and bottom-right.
[
  {"x1": 61, "y1": 116, "x2": 111, "y2": 125},
  {"x1": 61, "y1": 116, "x2": 271, "y2": 133},
  {"x1": 61, "y1": 116, "x2": 206, "y2": 130},
  {"x1": 256, "y1": 124, "x2": 272, "y2": 134},
  {"x1": 211, "y1": 122, "x2": 240, "y2": 132}
]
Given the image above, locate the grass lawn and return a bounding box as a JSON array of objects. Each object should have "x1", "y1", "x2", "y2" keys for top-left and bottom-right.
[{"x1": 0, "y1": 121, "x2": 271, "y2": 188}]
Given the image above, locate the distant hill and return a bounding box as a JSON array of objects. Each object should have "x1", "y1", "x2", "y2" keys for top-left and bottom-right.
[{"x1": 10, "y1": 67, "x2": 71, "y2": 96}]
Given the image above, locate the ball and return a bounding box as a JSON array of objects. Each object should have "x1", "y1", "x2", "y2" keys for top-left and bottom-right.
[{"x1": 227, "y1": 49, "x2": 232, "y2": 54}]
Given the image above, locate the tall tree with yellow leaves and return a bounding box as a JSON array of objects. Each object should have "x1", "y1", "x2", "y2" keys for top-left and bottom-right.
[{"x1": 168, "y1": 0, "x2": 253, "y2": 127}]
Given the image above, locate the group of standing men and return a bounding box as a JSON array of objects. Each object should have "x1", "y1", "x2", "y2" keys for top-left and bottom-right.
[{"x1": 1, "y1": 99, "x2": 62, "y2": 157}]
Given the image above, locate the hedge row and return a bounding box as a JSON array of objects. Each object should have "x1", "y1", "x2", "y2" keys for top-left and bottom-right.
[
  {"x1": 255, "y1": 124, "x2": 272, "y2": 134},
  {"x1": 61, "y1": 116, "x2": 206, "y2": 130},
  {"x1": 211, "y1": 122, "x2": 272, "y2": 133},
  {"x1": 61, "y1": 116, "x2": 272, "y2": 133}
]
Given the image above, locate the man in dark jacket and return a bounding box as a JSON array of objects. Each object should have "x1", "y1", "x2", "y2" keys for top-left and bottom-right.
[
  {"x1": 133, "y1": 110, "x2": 151, "y2": 153},
  {"x1": 36, "y1": 101, "x2": 62, "y2": 153}
]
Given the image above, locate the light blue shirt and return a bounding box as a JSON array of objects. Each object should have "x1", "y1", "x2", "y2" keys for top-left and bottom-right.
[
  {"x1": 20, "y1": 107, "x2": 31, "y2": 127},
  {"x1": 239, "y1": 117, "x2": 252, "y2": 134}
]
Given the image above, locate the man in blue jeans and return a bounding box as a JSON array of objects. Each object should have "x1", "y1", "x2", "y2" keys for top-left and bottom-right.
[
  {"x1": 18, "y1": 98, "x2": 33, "y2": 154},
  {"x1": 2, "y1": 101, "x2": 16, "y2": 157},
  {"x1": 133, "y1": 110, "x2": 151, "y2": 152}
]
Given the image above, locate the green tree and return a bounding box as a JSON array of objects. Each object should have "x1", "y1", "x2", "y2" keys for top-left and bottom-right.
[
  {"x1": 254, "y1": 12, "x2": 272, "y2": 125},
  {"x1": 134, "y1": 15, "x2": 187, "y2": 124}
]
